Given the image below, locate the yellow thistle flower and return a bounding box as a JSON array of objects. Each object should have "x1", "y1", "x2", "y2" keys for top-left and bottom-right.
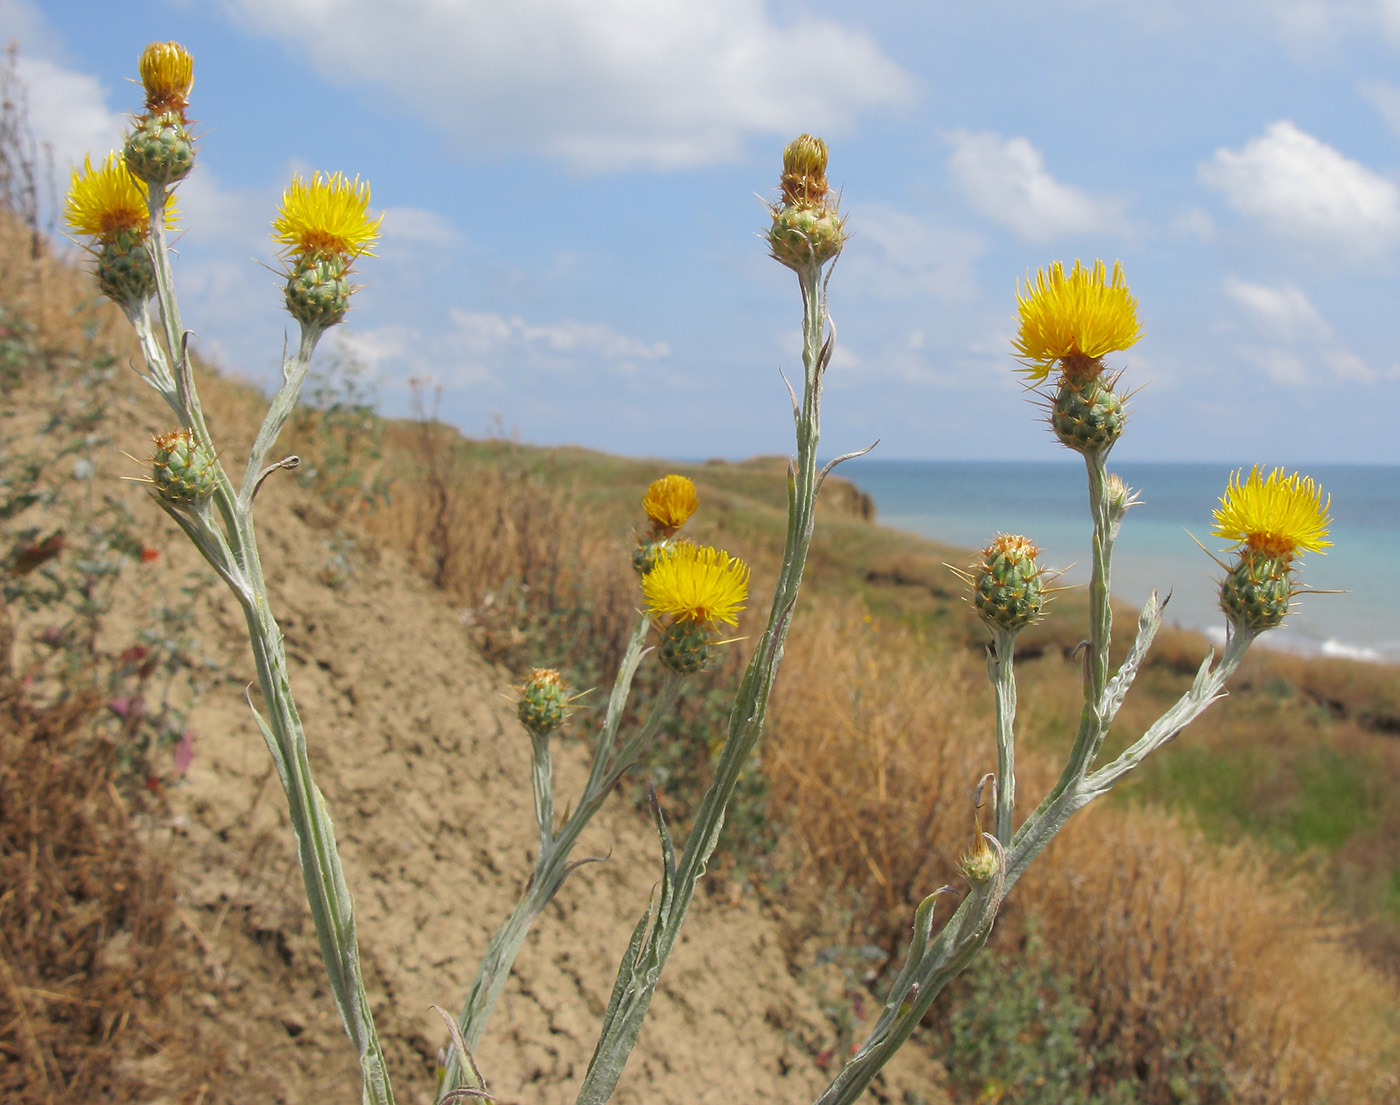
[
  {"x1": 642, "y1": 474, "x2": 698, "y2": 534},
  {"x1": 271, "y1": 172, "x2": 382, "y2": 264},
  {"x1": 1212, "y1": 466, "x2": 1332, "y2": 562},
  {"x1": 64, "y1": 152, "x2": 176, "y2": 242},
  {"x1": 779, "y1": 133, "x2": 831, "y2": 208},
  {"x1": 642, "y1": 544, "x2": 750, "y2": 628},
  {"x1": 138, "y1": 41, "x2": 194, "y2": 114},
  {"x1": 1013, "y1": 259, "x2": 1142, "y2": 381}
]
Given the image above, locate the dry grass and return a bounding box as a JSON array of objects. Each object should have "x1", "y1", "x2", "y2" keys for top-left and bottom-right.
[
  {"x1": 764, "y1": 600, "x2": 1400, "y2": 1102},
  {"x1": 0, "y1": 606, "x2": 219, "y2": 1103},
  {"x1": 766, "y1": 604, "x2": 987, "y2": 954}
]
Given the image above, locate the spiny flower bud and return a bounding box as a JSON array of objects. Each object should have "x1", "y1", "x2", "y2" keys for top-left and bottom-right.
[
  {"x1": 657, "y1": 619, "x2": 713, "y2": 675},
  {"x1": 517, "y1": 668, "x2": 570, "y2": 735},
  {"x1": 124, "y1": 111, "x2": 197, "y2": 187},
  {"x1": 151, "y1": 430, "x2": 216, "y2": 508},
  {"x1": 632, "y1": 535, "x2": 674, "y2": 577},
  {"x1": 960, "y1": 837, "x2": 999, "y2": 884},
  {"x1": 284, "y1": 256, "x2": 352, "y2": 327},
  {"x1": 96, "y1": 229, "x2": 156, "y2": 308},
  {"x1": 1051, "y1": 375, "x2": 1126, "y2": 457},
  {"x1": 768, "y1": 133, "x2": 846, "y2": 272},
  {"x1": 970, "y1": 534, "x2": 1045, "y2": 634},
  {"x1": 1220, "y1": 552, "x2": 1291, "y2": 631},
  {"x1": 1104, "y1": 473, "x2": 1140, "y2": 520}
]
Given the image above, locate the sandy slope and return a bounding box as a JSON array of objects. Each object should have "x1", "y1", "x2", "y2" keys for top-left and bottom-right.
[{"x1": 77, "y1": 371, "x2": 945, "y2": 1105}]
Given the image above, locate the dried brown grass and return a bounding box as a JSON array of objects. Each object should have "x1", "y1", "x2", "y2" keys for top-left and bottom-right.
[
  {"x1": 767, "y1": 605, "x2": 1400, "y2": 1103},
  {"x1": 0, "y1": 607, "x2": 219, "y2": 1103},
  {"x1": 366, "y1": 411, "x2": 641, "y2": 680}
]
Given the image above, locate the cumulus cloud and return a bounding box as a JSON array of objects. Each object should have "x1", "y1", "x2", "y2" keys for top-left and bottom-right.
[
  {"x1": 1223, "y1": 276, "x2": 1382, "y2": 385},
  {"x1": 219, "y1": 0, "x2": 915, "y2": 171},
  {"x1": 1199, "y1": 120, "x2": 1400, "y2": 256},
  {"x1": 448, "y1": 306, "x2": 666, "y2": 361},
  {"x1": 1242, "y1": 346, "x2": 1310, "y2": 386},
  {"x1": 946, "y1": 130, "x2": 1127, "y2": 241},
  {"x1": 843, "y1": 203, "x2": 986, "y2": 301},
  {"x1": 14, "y1": 56, "x2": 125, "y2": 176},
  {"x1": 1251, "y1": 0, "x2": 1400, "y2": 45},
  {"x1": 1223, "y1": 277, "x2": 1330, "y2": 340},
  {"x1": 1360, "y1": 78, "x2": 1400, "y2": 138}
]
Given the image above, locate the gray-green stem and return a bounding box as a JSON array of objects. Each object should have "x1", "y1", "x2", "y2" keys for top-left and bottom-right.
[
  {"x1": 988, "y1": 626, "x2": 1018, "y2": 846},
  {"x1": 134, "y1": 195, "x2": 396, "y2": 1105},
  {"x1": 574, "y1": 258, "x2": 835, "y2": 1105},
  {"x1": 437, "y1": 613, "x2": 681, "y2": 1098}
]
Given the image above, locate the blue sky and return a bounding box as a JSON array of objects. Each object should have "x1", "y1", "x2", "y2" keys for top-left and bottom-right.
[{"x1": 7, "y1": 0, "x2": 1400, "y2": 465}]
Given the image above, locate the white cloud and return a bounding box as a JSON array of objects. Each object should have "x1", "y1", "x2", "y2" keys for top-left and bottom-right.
[
  {"x1": 1199, "y1": 120, "x2": 1400, "y2": 256},
  {"x1": 946, "y1": 130, "x2": 1127, "y2": 241},
  {"x1": 1173, "y1": 208, "x2": 1216, "y2": 242},
  {"x1": 1360, "y1": 78, "x2": 1400, "y2": 138},
  {"x1": 843, "y1": 203, "x2": 986, "y2": 301},
  {"x1": 15, "y1": 55, "x2": 125, "y2": 177},
  {"x1": 1326, "y1": 349, "x2": 1378, "y2": 382},
  {"x1": 1253, "y1": 0, "x2": 1400, "y2": 45},
  {"x1": 448, "y1": 308, "x2": 668, "y2": 365},
  {"x1": 1222, "y1": 276, "x2": 1386, "y2": 386},
  {"x1": 219, "y1": 0, "x2": 915, "y2": 171},
  {"x1": 1223, "y1": 278, "x2": 1330, "y2": 340},
  {"x1": 1243, "y1": 346, "x2": 1310, "y2": 386},
  {"x1": 380, "y1": 207, "x2": 463, "y2": 249}
]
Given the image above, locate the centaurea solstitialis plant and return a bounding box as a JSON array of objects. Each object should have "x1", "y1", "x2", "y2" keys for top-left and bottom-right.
[{"x1": 60, "y1": 38, "x2": 1337, "y2": 1105}]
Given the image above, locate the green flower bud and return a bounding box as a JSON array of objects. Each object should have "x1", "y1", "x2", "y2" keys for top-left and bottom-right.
[
  {"x1": 768, "y1": 204, "x2": 846, "y2": 271},
  {"x1": 632, "y1": 536, "x2": 674, "y2": 577},
  {"x1": 960, "y1": 840, "x2": 999, "y2": 884},
  {"x1": 971, "y1": 534, "x2": 1045, "y2": 634},
  {"x1": 1051, "y1": 376, "x2": 1126, "y2": 456},
  {"x1": 658, "y1": 619, "x2": 713, "y2": 675},
  {"x1": 517, "y1": 668, "x2": 569, "y2": 735},
  {"x1": 123, "y1": 111, "x2": 196, "y2": 187},
  {"x1": 284, "y1": 256, "x2": 351, "y2": 328},
  {"x1": 151, "y1": 429, "x2": 217, "y2": 508},
  {"x1": 767, "y1": 133, "x2": 845, "y2": 272},
  {"x1": 1220, "y1": 550, "x2": 1291, "y2": 632},
  {"x1": 96, "y1": 228, "x2": 156, "y2": 308}
]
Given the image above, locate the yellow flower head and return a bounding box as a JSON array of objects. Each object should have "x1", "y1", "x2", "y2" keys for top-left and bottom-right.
[
  {"x1": 1212, "y1": 466, "x2": 1332, "y2": 561},
  {"x1": 642, "y1": 474, "x2": 698, "y2": 533},
  {"x1": 1013, "y1": 260, "x2": 1142, "y2": 381},
  {"x1": 779, "y1": 133, "x2": 831, "y2": 208},
  {"x1": 65, "y1": 152, "x2": 176, "y2": 242},
  {"x1": 642, "y1": 544, "x2": 750, "y2": 628},
  {"x1": 139, "y1": 41, "x2": 194, "y2": 115},
  {"x1": 271, "y1": 172, "x2": 382, "y2": 264}
]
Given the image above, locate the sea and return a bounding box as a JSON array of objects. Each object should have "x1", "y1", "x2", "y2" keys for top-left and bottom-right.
[{"x1": 841, "y1": 460, "x2": 1399, "y2": 665}]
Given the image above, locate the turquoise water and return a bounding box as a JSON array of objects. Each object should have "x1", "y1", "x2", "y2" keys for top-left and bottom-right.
[{"x1": 844, "y1": 460, "x2": 1398, "y2": 663}]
